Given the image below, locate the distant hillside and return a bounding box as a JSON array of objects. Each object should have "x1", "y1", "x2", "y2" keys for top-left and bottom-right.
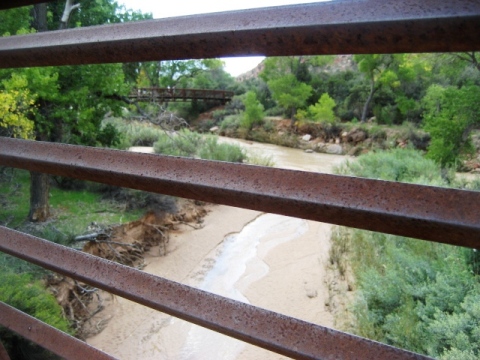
[
  {"x1": 235, "y1": 55, "x2": 355, "y2": 82},
  {"x1": 235, "y1": 60, "x2": 265, "y2": 82}
]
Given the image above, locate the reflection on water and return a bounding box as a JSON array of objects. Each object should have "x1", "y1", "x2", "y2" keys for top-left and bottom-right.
[{"x1": 180, "y1": 214, "x2": 308, "y2": 359}]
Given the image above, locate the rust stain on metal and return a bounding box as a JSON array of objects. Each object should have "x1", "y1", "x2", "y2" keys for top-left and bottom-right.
[
  {"x1": 0, "y1": 0, "x2": 479, "y2": 68},
  {"x1": 0, "y1": 302, "x2": 117, "y2": 360},
  {"x1": 0, "y1": 137, "x2": 479, "y2": 248},
  {"x1": 0, "y1": 227, "x2": 433, "y2": 360}
]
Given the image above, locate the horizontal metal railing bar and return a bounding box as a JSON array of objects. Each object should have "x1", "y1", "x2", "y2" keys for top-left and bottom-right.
[
  {"x1": 0, "y1": 302, "x2": 116, "y2": 360},
  {"x1": 0, "y1": 0, "x2": 46, "y2": 10},
  {"x1": 1, "y1": 0, "x2": 479, "y2": 69},
  {"x1": 0, "y1": 227, "x2": 433, "y2": 360},
  {"x1": 1, "y1": 137, "x2": 479, "y2": 248}
]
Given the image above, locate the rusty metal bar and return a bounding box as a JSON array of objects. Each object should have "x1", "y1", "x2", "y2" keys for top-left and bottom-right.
[
  {"x1": 0, "y1": 227, "x2": 432, "y2": 360},
  {"x1": 1, "y1": 0, "x2": 479, "y2": 69},
  {"x1": 0, "y1": 0, "x2": 46, "y2": 10},
  {"x1": 0, "y1": 341, "x2": 10, "y2": 360},
  {"x1": 1, "y1": 137, "x2": 479, "y2": 248},
  {"x1": 0, "y1": 302, "x2": 116, "y2": 360}
]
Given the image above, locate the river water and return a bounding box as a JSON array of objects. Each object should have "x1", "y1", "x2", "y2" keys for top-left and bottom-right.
[{"x1": 89, "y1": 138, "x2": 347, "y2": 359}]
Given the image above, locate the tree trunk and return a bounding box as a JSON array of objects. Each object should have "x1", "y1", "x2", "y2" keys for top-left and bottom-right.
[
  {"x1": 32, "y1": 3, "x2": 48, "y2": 32},
  {"x1": 361, "y1": 77, "x2": 376, "y2": 123},
  {"x1": 59, "y1": 0, "x2": 80, "y2": 30},
  {"x1": 290, "y1": 106, "x2": 297, "y2": 126},
  {"x1": 27, "y1": 0, "x2": 80, "y2": 222},
  {"x1": 28, "y1": 172, "x2": 50, "y2": 222}
]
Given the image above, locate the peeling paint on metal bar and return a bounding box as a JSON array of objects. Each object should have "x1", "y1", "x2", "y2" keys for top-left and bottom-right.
[
  {"x1": 0, "y1": 0, "x2": 479, "y2": 68},
  {"x1": 0, "y1": 137, "x2": 479, "y2": 247},
  {"x1": 0, "y1": 227, "x2": 433, "y2": 360}
]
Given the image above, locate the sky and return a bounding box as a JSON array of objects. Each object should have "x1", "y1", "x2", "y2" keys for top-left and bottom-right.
[{"x1": 118, "y1": 0, "x2": 325, "y2": 77}]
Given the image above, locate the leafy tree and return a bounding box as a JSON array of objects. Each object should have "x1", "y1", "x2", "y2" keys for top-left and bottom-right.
[
  {"x1": 140, "y1": 59, "x2": 222, "y2": 88},
  {"x1": 0, "y1": 7, "x2": 31, "y2": 35},
  {"x1": 423, "y1": 85, "x2": 480, "y2": 167},
  {"x1": 241, "y1": 91, "x2": 264, "y2": 130},
  {"x1": 267, "y1": 74, "x2": 312, "y2": 120},
  {"x1": 0, "y1": 75, "x2": 35, "y2": 139},
  {"x1": 354, "y1": 54, "x2": 399, "y2": 122},
  {"x1": 308, "y1": 92, "x2": 336, "y2": 123},
  {"x1": 0, "y1": 0, "x2": 149, "y2": 222}
]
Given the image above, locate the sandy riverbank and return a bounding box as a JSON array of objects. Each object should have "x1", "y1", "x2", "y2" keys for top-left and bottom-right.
[
  {"x1": 88, "y1": 141, "x2": 346, "y2": 359},
  {"x1": 87, "y1": 203, "x2": 335, "y2": 359}
]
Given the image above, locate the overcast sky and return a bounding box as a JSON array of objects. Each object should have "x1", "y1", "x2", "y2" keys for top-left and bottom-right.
[{"x1": 118, "y1": 0, "x2": 326, "y2": 76}]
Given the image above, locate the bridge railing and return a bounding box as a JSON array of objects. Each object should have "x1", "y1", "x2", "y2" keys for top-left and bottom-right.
[
  {"x1": 0, "y1": 1, "x2": 479, "y2": 359},
  {"x1": 129, "y1": 87, "x2": 234, "y2": 103}
]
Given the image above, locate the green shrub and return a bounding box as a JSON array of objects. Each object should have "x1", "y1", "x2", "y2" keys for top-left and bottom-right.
[
  {"x1": 219, "y1": 114, "x2": 242, "y2": 133},
  {"x1": 335, "y1": 148, "x2": 447, "y2": 185},
  {"x1": 153, "y1": 130, "x2": 246, "y2": 163},
  {"x1": 198, "y1": 137, "x2": 246, "y2": 163},
  {"x1": 331, "y1": 149, "x2": 480, "y2": 358},
  {"x1": 308, "y1": 93, "x2": 336, "y2": 123},
  {"x1": 241, "y1": 91, "x2": 265, "y2": 130},
  {"x1": 0, "y1": 271, "x2": 72, "y2": 359}
]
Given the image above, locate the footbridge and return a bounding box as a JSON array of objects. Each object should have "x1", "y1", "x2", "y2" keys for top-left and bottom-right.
[{"x1": 129, "y1": 87, "x2": 234, "y2": 104}]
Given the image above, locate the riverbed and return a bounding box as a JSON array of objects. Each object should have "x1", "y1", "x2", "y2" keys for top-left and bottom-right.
[{"x1": 88, "y1": 139, "x2": 347, "y2": 359}]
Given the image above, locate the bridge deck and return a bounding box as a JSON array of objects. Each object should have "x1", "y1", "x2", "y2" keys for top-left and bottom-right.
[{"x1": 129, "y1": 87, "x2": 234, "y2": 103}]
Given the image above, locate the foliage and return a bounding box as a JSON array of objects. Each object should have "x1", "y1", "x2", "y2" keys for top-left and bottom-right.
[
  {"x1": 198, "y1": 137, "x2": 246, "y2": 163},
  {"x1": 307, "y1": 93, "x2": 336, "y2": 123},
  {"x1": 241, "y1": 91, "x2": 264, "y2": 130},
  {"x1": 0, "y1": 272, "x2": 71, "y2": 332},
  {"x1": 151, "y1": 128, "x2": 279, "y2": 165},
  {"x1": 0, "y1": 81, "x2": 35, "y2": 139},
  {"x1": 0, "y1": 7, "x2": 31, "y2": 35},
  {"x1": 423, "y1": 85, "x2": 480, "y2": 167},
  {"x1": 0, "y1": 271, "x2": 72, "y2": 359},
  {"x1": 267, "y1": 74, "x2": 312, "y2": 119},
  {"x1": 332, "y1": 149, "x2": 480, "y2": 359},
  {"x1": 153, "y1": 129, "x2": 246, "y2": 163},
  {"x1": 335, "y1": 148, "x2": 447, "y2": 185}
]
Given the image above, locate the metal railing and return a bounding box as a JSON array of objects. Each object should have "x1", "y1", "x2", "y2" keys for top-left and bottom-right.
[
  {"x1": 129, "y1": 87, "x2": 234, "y2": 103},
  {"x1": 0, "y1": 1, "x2": 479, "y2": 359}
]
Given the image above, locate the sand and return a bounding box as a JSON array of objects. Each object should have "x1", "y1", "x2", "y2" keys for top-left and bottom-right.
[{"x1": 88, "y1": 143, "x2": 345, "y2": 359}]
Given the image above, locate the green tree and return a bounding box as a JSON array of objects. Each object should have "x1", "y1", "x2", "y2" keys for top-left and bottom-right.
[
  {"x1": 0, "y1": 7, "x2": 31, "y2": 35},
  {"x1": 308, "y1": 92, "x2": 336, "y2": 123},
  {"x1": 423, "y1": 84, "x2": 480, "y2": 167},
  {"x1": 354, "y1": 54, "x2": 399, "y2": 122},
  {"x1": 0, "y1": 75, "x2": 35, "y2": 139},
  {"x1": 267, "y1": 74, "x2": 312, "y2": 121},
  {"x1": 241, "y1": 91, "x2": 264, "y2": 130},
  {"x1": 0, "y1": 0, "x2": 145, "y2": 222}
]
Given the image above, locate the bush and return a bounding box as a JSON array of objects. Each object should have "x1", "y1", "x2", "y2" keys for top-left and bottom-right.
[
  {"x1": 219, "y1": 114, "x2": 242, "y2": 133},
  {"x1": 331, "y1": 149, "x2": 480, "y2": 359},
  {"x1": 308, "y1": 93, "x2": 336, "y2": 123},
  {"x1": 153, "y1": 129, "x2": 247, "y2": 163},
  {"x1": 0, "y1": 271, "x2": 72, "y2": 359},
  {"x1": 335, "y1": 148, "x2": 447, "y2": 185},
  {"x1": 198, "y1": 137, "x2": 246, "y2": 163},
  {"x1": 241, "y1": 91, "x2": 264, "y2": 130}
]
